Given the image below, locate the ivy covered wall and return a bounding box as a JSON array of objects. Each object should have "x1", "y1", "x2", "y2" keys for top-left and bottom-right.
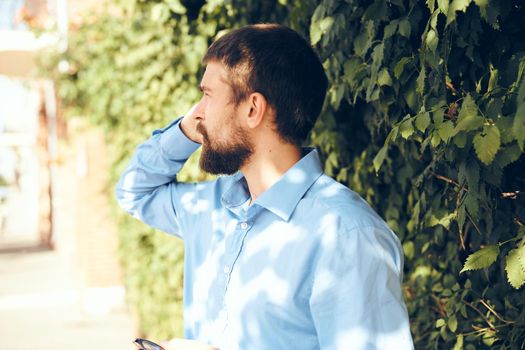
[{"x1": 46, "y1": 0, "x2": 524, "y2": 348}]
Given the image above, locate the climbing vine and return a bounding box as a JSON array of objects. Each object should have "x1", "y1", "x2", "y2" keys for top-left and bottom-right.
[{"x1": 43, "y1": 0, "x2": 524, "y2": 348}]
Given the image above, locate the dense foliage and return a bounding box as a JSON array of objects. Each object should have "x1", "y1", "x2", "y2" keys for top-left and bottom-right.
[{"x1": 43, "y1": 0, "x2": 525, "y2": 348}]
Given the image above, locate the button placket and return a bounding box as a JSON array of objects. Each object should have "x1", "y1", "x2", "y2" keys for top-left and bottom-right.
[
  {"x1": 229, "y1": 221, "x2": 251, "y2": 253},
  {"x1": 222, "y1": 218, "x2": 253, "y2": 295}
]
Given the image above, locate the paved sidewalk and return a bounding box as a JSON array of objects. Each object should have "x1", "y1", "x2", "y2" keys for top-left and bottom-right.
[
  {"x1": 0, "y1": 241, "x2": 136, "y2": 350},
  {"x1": 0, "y1": 117, "x2": 137, "y2": 349}
]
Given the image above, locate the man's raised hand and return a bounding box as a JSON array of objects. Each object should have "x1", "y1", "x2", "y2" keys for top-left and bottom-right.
[{"x1": 180, "y1": 102, "x2": 204, "y2": 144}]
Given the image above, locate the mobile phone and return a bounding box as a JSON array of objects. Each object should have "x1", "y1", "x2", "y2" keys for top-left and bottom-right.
[{"x1": 133, "y1": 338, "x2": 166, "y2": 350}]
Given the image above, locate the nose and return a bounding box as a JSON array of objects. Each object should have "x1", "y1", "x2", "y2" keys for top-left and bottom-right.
[{"x1": 194, "y1": 98, "x2": 207, "y2": 121}]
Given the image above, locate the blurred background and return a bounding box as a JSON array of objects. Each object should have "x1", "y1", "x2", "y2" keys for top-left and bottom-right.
[
  {"x1": 0, "y1": 0, "x2": 135, "y2": 348},
  {"x1": 1, "y1": 0, "x2": 524, "y2": 349}
]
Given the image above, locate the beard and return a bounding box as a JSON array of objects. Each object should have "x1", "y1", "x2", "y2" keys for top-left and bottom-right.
[{"x1": 197, "y1": 121, "x2": 254, "y2": 175}]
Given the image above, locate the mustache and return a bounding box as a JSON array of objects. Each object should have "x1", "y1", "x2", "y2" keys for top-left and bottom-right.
[{"x1": 196, "y1": 122, "x2": 207, "y2": 137}]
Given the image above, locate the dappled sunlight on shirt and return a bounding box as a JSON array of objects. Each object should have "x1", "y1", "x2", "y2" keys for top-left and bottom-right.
[{"x1": 116, "y1": 118, "x2": 414, "y2": 349}]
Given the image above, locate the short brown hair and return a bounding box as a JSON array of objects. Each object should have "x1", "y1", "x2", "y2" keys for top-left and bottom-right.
[{"x1": 202, "y1": 23, "x2": 328, "y2": 145}]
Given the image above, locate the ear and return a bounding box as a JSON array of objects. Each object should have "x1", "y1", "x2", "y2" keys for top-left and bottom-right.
[{"x1": 244, "y1": 92, "x2": 269, "y2": 129}]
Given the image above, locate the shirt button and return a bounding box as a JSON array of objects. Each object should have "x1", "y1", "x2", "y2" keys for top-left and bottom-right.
[
  {"x1": 223, "y1": 265, "x2": 231, "y2": 274},
  {"x1": 240, "y1": 222, "x2": 248, "y2": 229}
]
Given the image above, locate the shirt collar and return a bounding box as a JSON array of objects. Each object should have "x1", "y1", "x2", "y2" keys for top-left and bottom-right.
[{"x1": 221, "y1": 148, "x2": 324, "y2": 221}]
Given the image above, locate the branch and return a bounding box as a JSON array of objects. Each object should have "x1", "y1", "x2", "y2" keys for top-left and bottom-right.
[
  {"x1": 479, "y1": 299, "x2": 515, "y2": 325},
  {"x1": 462, "y1": 300, "x2": 497, "y2": 330},
  {"x1": 501, "y1": 191, "x2": 522, "y2": 199},
  {"x1": 431, "y1": 294, "x2": 447, "y2": 318},
  {"x1": 432, "y1": 171, "x2": 460, "y2": 187},
  {"x1": 466, "y1": 210, "x2": 483, "y2": 236}
]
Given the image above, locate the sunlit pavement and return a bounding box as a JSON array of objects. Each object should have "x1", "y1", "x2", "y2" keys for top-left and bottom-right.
[
  {"x1": 0, "y1": 116, "x2": 137, "y2": 349},
  {"x1": 0, "y1": 241, "x2": 136, "y2": 350}
]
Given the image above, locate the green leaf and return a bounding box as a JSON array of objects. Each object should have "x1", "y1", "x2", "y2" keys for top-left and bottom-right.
[
  {"x1": 436, "y1": 318, "x2": 446, "y2": 328},
  {"x1": 494, "y1": 112, "x2": 514, "y2": 144},
  {"x1": 474, "y1": 0, "x2": 500, "y2": 29},
  {"x1": 429, "y1": 211, "x2": 456, "y2": 229},
  {"x1": 331, "y1": 84, "x2": 345, "y2": 109},
  {"x1": 518, "y1": 64, "x2": 525, "y2": 102},
  {"x1": 403, "y1": 241, "x2": 415, "y2": 260},
  {"x1": 453, "y1": 334, "x2": 464, "y2": 350},
  {"x1": 343, "y1": 57, "x2": 364, "y2": 84},
  {"x1": 431, "y1": 132, "x2": 441, "y2": 147},
  {"x1": 353, "y1": 21, "x2": 375, "y2": 57},
  {"x1": 373, "y1": 145, "x2": 388, "y2": 173},
  {"x1": 165, "y1": 0, "x2": 186, "y2": 14},
  {"x1": 320, "y1": 16, "x2": 335, "y2": 32},
  {"x1": 151, "y1": 4, "x2": 170, "y2": 21},
  {"x1": 366, "y1": 43, "x2": 385, "y2": 101},
  {"x1": 433, "y1": 108, "x2": 445, "y2": 126},
  {"x1": 398, "y1": 19, "x2": 411, "y2": 37},
  {"x1": 447, "y1": 0, "x2": 472, "y2": 25},
  {"x1": 415, "y1": 112, "x2": 431, "y2": 132},
  {"x1": 482, "y1": 331, "x2": 497, "y2": 346},
  {"x1": 425, "y1": 29, "x2": 439, "y2": 52},
  {"x1": 448, "y1": 315, "x2": 458, "y2": 332},
  {"x1": 505, "y1": 243, "x2": 525, "y2": 289},
  {"x1": 377, "y1": 68, "x2": 393, "y2": 86},
  {"x1": 400, "y1": 119, "x2": 414, "y2": 139},
  {"x1": 327, "y1": 152, "x2": 339, "y2": 168},
  {"x1": 464, "y1": 193, "x2": 479, "y2": 220},
  {"x1": 473, "y1": 124, "x2": 501, "y2": 165},
  {"x1": 487, "y1": 65, "x2": 499, "y2": 93},
  {"x1": 513, "y1": 102, "x2": 525, "y2": 150},
  {"x1": 384, "y1": 21, "x2": 398, "y2": 39},
  {"x1": 310, "y1": 16, "x2": 334, "y2": 45},
  {"x1": 438, "y1": 121, "x2": 455, "y2": 142},
  {"x1": 453, "y1": 132, "x2": 467, "y2": 148},
  {"x1": 437, "y1": 0, "x2": 449, "y2": 14},
  {"x1": 496, "y1": 143, "x2": 523, "y2": 168},
  {"x1": 310, "y1": 4, "x2": 325, "y2": 23},
  {"x1": 460, "y1": 245, "x2": 499, "y2": 273},
  {"x1": 455, "y1": 95, "x2": 484, "y2": 132},
  {"x1": 465, "y1": 158, "x2": 480, "y2": 193},
  {"x1": 416, "y1": 67, "x2": 426, "y2": 94},
  {"x1": 394, "y1": 57, "x2": 412, "y2": 79},
  {"x1": 363, "y1": 0, "x2": 387, "y2": 21}
]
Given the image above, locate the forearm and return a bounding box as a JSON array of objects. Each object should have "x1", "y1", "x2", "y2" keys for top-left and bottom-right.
[
  {"x1": 115, "y1": 118, "x2": 200, "y2": 210},
  {"x1": 114, "y1": 118, "x2": 202, "y2": 237}
]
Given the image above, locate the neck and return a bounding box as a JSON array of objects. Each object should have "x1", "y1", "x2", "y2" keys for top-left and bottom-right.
[{"x1": 241, "y1": 142, "x2": 302, "y2": 203}]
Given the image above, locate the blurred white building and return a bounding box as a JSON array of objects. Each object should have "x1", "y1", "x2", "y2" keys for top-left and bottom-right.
[{"x1": 0, "y1": 0, "x2": 63, "y2": 245}]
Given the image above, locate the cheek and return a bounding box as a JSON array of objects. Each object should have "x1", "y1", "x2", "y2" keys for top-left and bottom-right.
[
  {"x1": 204, "y1": 98, "x2": 225, "y2": 125},
  {"x1": 204, "y1": 98, "x2": 222, "y2": 124}
]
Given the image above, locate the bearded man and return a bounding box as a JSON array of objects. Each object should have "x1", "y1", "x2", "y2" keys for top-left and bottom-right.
[{"x1": 116, "y1": 23, "x2": 413, "y2": 350}]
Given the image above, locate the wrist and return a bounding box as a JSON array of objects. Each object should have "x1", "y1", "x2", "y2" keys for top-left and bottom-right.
[
  {"x1": 179, "y1": 116, "x2": 189, "y2": 136},
  {"x1": 156, "y1": 118, "x2": 200, "y2": 161},
  {"x1": 179, "y1": 116, "x2": 202, "y2": 145}
]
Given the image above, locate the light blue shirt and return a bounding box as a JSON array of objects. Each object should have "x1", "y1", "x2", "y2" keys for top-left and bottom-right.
[{"x1": 116, "y1": 119, "x2": 414, "y2": 350}]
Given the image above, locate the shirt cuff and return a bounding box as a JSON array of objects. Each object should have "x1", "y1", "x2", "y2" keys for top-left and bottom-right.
[{"x1": 153, "y1": 117, "x2": 201, "y2": 160}]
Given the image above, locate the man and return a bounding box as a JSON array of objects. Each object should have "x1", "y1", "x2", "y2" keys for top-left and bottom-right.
[{"x1": 116, "y1": 24, "x2": 413, "y2": 350}]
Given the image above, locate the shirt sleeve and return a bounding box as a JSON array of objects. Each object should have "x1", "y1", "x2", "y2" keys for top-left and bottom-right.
[
  {"x1": 115, "y1": 118, "x2": 201, "y2": 238},
  {"x1": 309, "y1": 225, "x2": 414, "y2": 350}
]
